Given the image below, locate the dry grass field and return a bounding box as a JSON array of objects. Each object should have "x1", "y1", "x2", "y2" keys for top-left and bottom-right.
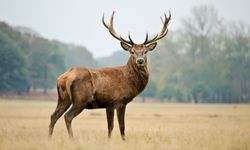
[{"x1": 0, "y1": 99, "x2": 250, "y2": 150}]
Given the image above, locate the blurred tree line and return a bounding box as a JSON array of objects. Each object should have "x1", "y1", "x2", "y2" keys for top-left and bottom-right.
[
  {"x1": 97, "y1": 5, "x2": 250, "y2": 103},
  {"x1": 146, "y1": 5, "x2": 250, "y2": 103},
  {"x1": 0, "y1": 5, "x2": 249, "y2": 103},
  {"x1": 0, "y1": 22, "x2": 97, "y2": 95}
]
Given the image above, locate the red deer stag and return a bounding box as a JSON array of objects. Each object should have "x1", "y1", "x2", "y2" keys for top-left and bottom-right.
[{"x1": 49, "y1": 11, "x2": 171, "y2": 140}]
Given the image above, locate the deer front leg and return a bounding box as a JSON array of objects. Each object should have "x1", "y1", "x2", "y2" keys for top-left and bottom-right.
[
  {"x1": 116, "y1": 104, "x2": 126, "y2": 140},
  {"x1": 106, "y1": 107, "x2": 114, "y2": 138}
]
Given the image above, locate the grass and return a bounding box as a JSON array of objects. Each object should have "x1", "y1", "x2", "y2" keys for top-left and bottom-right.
[{"x1": 0, "y1": 99, "x2": 250, "y2": 150}]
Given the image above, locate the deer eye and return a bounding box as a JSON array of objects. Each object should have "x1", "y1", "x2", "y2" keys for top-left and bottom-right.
[
  {"x1": 144, "y1": 50, "x2": 148, "y2": 54},
  {"x1": 130, "y1": 51, "x2": 135, "y2": 54}
]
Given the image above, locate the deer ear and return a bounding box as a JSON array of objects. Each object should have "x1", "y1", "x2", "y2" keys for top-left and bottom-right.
[
  {"x1": 120, "y1": 42, "x2": 132, "y2": 51},
  {"x1": 146, "y1": 42, "x2": 157, "y2": 51}
]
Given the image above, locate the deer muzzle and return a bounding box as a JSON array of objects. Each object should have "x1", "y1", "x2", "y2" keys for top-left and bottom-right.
[{"x1": 136, "y1": 58, "x2": 145, "y2": 66}]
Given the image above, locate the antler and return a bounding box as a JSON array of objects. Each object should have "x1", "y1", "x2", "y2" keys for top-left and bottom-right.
[
  {"x1": 102, "y1": 11, "x2": 134, "y2": 45},
  {"x1": 144, "y1": 11, "x2": 171, "y2": 45}
]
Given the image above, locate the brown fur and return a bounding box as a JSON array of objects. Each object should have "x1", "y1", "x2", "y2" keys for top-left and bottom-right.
[
  {"x1": 49, "y1": 11, "x2": 170, "y2": 140},
  {"x1": 49, "y1": 55, "x2": 149, "y2": 140}
]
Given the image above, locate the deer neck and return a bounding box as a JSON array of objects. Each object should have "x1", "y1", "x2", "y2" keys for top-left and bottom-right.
[{"x1": 126, "y1": 56, "x2": 149, "y2": 93}]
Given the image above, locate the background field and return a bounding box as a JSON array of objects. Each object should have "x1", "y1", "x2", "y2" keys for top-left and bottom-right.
[{"x1": 0, "y1": 99, "x2": 250, "y2": 150}]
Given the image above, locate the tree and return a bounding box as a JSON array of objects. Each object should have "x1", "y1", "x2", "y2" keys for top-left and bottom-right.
[
  {"x1": 158, "y1": 85, "x2": 175, "y2": 101},
  {"x1": 191, "y1": 82, "x2": 210, "y2": 103},
  {"x1": 27, "y1": 37, "x2": 65, "y2": 94},
  {"x1": 224, "y1": 23, "x2": 250, "y2": 102},
  {"x1": 0, "y1": 28, "x2": 29, "y2": 93},
  {"x1": 54, "y1": 41, "x2": 98, "y2": 69},
  {"x1": 181, "y1": 5, "x2": 221, "y2": 59},
  {"x1": 179, "y1": 5, "x2": 225, "y2": 102},
  {"x1": 140, "y1": 80, "x2": 157, "y2": 102}
]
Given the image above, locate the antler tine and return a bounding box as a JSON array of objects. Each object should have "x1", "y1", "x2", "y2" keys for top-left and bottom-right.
[
  {"x1": 160, "y1": 16, "x2": 164, "y2": 23},
  {"x1": 144, "y1": 32, "x2": 148, "y2": 44},
  {"x1": 108, "y1": 11, "x2": 123, "y2": 41},
  {"x1": 110, "y1": 11, "x2": 115, "y2": 27},
  {"x1": 144, "y1": 11, "x2": 171, "y2": 45},
  {"x1": 128, "y1": 33, "x2": 134, "y2": 45},
  {"x1": 102, "y1": 11, "x2": 134, "y2": 45},
  {"x1": 102, "y1": 13, "x2": 109, "y2": 29}
]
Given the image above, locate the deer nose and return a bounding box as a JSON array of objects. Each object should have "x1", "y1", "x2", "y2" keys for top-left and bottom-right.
[{"x1": 136, "y1": 58, "x2": 144, "y2": 65}]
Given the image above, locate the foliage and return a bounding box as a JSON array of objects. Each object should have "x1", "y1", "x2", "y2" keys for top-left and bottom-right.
[
  {"x1": 0, "y1": 23, "x2": 29, "y2": 93},
  {"x1": 147, "y1": 5, "x2": 250, "y2": 103},
  {"x1": 0, "y1": 22, "x2": 97, "y2": 94},
  {"x1": 97, "y1": 51, "x2": 129, "y2": 67},
  {"x1": 191, "y1": 82, "x2": 210, "y2": 103},
  {"x1": 54, "y1": 41, "x2": 98, "y2": 69},
  {"x1": 97, "y1": 5, "x2": 250, "y2": 103},
  {"x1": 140, "y1": 80, "x2": 157, "y2": 98},
  {"x1": 26, "y1": 37, "x2": 65, "y2": 94},
  {"x1": 1, "y1": 5, "x2": 250, "y2": 102}
]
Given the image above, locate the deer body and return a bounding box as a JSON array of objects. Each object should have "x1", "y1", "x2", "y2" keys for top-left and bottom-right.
[
  {"x1": 49, "y1": 11, "x2": 170, "y2": 140},
  {"x1": 58, "y1": 56, "x2": 148, "y2": 110}
]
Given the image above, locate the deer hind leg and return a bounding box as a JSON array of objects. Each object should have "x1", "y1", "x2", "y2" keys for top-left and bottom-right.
[
  {"x1": 106, "y1": 107, "x2": 114, "y2": 138},
  {"x1": 116, "y1": 104, "x2": 126, "y2": 140},
  {"x1": 64, "y1": 102, "x2": 86, "y2": 138},
  {"x1": 64, "y1": 86, "x2": 89, "y2": 139},
  {"x1": 49, "y1": 98, "x2": 71, "y2": 138}
]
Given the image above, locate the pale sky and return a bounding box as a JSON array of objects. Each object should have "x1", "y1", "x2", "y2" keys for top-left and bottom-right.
[{"x1": 0, "y1": 0, "x2": 249, "y2": 58}]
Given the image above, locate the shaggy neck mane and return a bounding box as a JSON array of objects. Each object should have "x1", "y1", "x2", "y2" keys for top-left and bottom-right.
[{"x1": 126, "y1": 56, "x2": 149, "y2": 94}]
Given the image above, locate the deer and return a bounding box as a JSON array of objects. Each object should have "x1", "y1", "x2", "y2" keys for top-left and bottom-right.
[{"x1": 49, "y1": 11, "x2": 171, "y2": 140}]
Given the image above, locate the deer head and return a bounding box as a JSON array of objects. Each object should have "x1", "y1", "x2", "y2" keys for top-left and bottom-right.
[{"x1": 102, "y1": 11, "x2": 171, "y2": 66}]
